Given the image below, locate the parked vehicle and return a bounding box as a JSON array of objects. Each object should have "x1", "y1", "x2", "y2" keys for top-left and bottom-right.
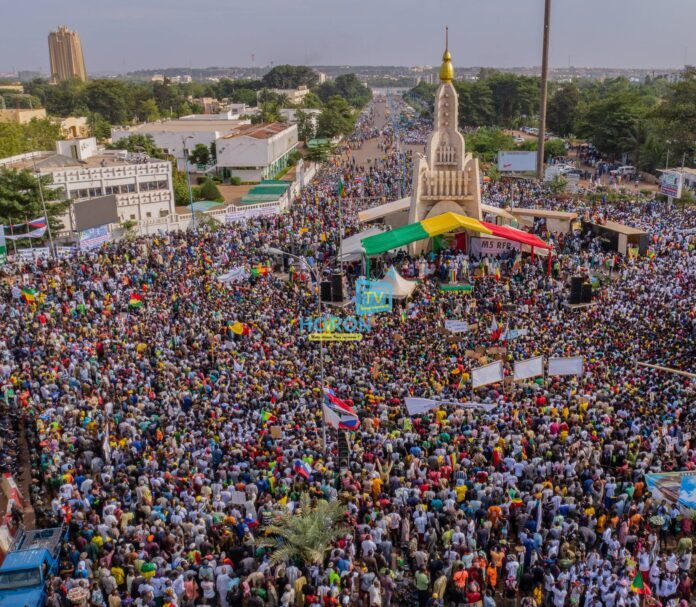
[{"x1": 0, "y1": 527, "x2": 64, "y2": 607}]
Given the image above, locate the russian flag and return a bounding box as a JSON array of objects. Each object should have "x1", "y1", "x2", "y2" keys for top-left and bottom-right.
[
  {"x1": 28, "y1": 217, "x2": 47, "y2": 229},
  {"x1": 293, "y1": 459, "x2": 312, "y2": 479},
  {"x1": 322, "y1": 387, "x2": 360, "y2": 431}
]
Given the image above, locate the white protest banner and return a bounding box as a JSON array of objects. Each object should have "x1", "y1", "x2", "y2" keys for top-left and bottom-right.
[
  {"x1": 470, "y1": 237, "x2": 521, "y2": 258},
  {"x1": 514, "y1": 356, "x2": 544, "y2": 381},
  {"x1": 501, "y1": 328, "x2": 528, "y2": 340},
  {"x1": 444, "y1": 320, "x2": 469, "y2": 333},
  {"x1": 218, "y1": 266, "x2": 250, "y2": 284},
  {"x1": 230, "y1": 491, "x2": 247, "y2": 505},
  {"x1": 404, "y1": 397, "x2": 496, "y2": 416},
  {"x1": 471, "y1": 360, "x2": 504, "y2": 388},
  {"x1": 548, "y1": 355, "x2": 584, "y2": 376}
]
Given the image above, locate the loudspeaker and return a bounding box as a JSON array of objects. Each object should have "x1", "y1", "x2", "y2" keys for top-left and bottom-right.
[
  {"x1": 581, "y1": 283, "x2": 592, "y2": 303},
  {"x1": 282, "y1": 254, "x2": 290, "y2": 272},
  {"x1": 569, "y1": 276, "x2": 583, "y2": 304},
  {"x1": 331, "y1": 271, "x2": 345, "y2": 302},
  {"x1": 320, "y1": 281, "x2": 332, "y2": 303}
]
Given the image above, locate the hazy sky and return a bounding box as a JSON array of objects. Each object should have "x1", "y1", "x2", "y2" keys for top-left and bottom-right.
[{"x1": 2, "y1": 0, "x2": 694, "y2": 74}]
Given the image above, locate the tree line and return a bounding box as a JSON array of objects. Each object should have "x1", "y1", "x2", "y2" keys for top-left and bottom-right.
[
  {"x1": 19, "y1": 65, "x2": 372, "y2": 145},
  {"x1": 407, "y1": 68, "x2": 696, "y2": 172}
]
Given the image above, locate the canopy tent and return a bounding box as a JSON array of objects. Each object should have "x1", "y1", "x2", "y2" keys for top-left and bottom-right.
[
  {"x1": 382, "y1": 266, "x2": 418, "y2": 299},
  {"x1": 480, "y1": 222, "x2": 552, "y2": 250},
  {"x1": 339, "y1": 227, "x2": 385, "y2": 261},
  {"x1": 361, "y1": 212, "x2": 492, "y2": 256}
]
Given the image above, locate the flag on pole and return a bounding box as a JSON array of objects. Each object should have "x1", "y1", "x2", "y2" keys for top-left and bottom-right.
[
  {"x1": 336, "y1": 178, "x2": 346, "y2": 198},
  {"x1": 293, "y1": 459, "x2": 312, "y2": 479},
  {"x1": 512, "y1": 253, "x2": 522, "y2": 274},
  {"x1": 28, "y1": 217, "x2": 47, "y2": 229},
  {"x1": 128, "y1": 293, "x2": 144, "y2": 308},
  {"x1": 322, "y1": 387, "x2": 360, "y2": 430},
  {"x1": 251, "y1": 264, "x2": 270, "y2": 277}
]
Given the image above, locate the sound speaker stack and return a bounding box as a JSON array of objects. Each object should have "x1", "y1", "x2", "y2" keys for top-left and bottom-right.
[
  {"x1": 581, "y1": 282, "x2": 592, "y2": 304},
  {"x1": 569, "y1": 276, "x2": 583, "y2": 305},
  {"x1": 320, "y1": 281, "x2": 332, "y2": 303},
  {"x1": 331, "y1": 270, "x2": 345, "y2": 303}
]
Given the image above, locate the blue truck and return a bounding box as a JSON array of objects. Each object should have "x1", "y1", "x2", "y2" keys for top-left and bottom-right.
[{"x1": 0, "y1": 527, "x2": 64, "y2": 607}]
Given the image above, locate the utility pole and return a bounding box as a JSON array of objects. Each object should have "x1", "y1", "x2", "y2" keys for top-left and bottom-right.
[{"x1": 536, "y1": 0, "x2": 552, "y2": 180}]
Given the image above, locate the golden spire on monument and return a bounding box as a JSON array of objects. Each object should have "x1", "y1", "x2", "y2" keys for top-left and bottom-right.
[{"x1": 439, "y1": 26, "x2": 454, "y2": 83}]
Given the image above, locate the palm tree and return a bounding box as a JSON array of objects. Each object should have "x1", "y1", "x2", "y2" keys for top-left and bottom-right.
[
  {"x1": 620, "y1": 119, "x2": 651, "y2": 171},
  {"x1": 256, "y1": 493, "x2": 348, "y2": 565}
]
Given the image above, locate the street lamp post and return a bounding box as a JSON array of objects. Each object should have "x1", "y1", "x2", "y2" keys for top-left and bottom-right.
[
  {"x1": 182, "y1": 136, "x2": 197, "y2": 232},
  {"x1": 265, "y1": 247, "x2": 327, "y2": 455}
]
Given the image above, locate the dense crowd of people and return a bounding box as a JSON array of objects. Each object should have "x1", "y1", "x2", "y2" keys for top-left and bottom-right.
[{"x1": 0, "y1": 96, "x2": 694, "y2": 607}]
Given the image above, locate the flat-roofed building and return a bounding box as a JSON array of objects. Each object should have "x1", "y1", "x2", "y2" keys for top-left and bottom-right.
[
  {"x1": 0, "y1": 138, "x2": 174, "y2": 239},
  {"x1": 216, "y1": 122, "x2": 298, "y2": 182},
  {"x1": 0, "y1": 108, "x2": 47, "y2": 124},
  {"x1": 111, "y1": 118, "x2": 251, "y2": 173}
]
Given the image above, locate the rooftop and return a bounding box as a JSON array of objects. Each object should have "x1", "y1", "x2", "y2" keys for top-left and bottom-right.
[
  {"x1": 3, "y1": 151, "x2": 166, "y2": 173},
  {"x1": 117, "y1": 119, "x2": 248, "y2": 134},
  {"x1": 220, "y1": 122, "x2": 291, "y2": 140}
]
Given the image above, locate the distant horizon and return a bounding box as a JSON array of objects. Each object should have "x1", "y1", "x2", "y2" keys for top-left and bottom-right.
[
  {"x1": 2, "y1": 0, "x2": 693, "y2": 74},
  {"x1": 5, "y1": 63, "x2": 686, "y2": 80}
]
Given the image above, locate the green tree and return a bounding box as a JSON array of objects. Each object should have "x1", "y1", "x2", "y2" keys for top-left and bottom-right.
[
  {"x1": 230, "y1": 88, "x2": 258, "y2": 107},
  {"x1": 110, "y1": 134, "x2": 165, "y2": 158},
  {"x1": 295, "y1": 110, "x2": 316, "y2": 141},
  {"x1": 576, "y1": 92, "x2": 647, "y2": 159},
  {"x1": 252, "y1": 101, "x2": 281, "y2": 124},
  {"x1": 546, "y1": 83, "x2": 580, "y2": 136},
  {"x1": 653, "y1": 67, "x2": 696, "y2": 167},
  {"x1": 0, "y1": 168, "x2": 70, "y2": 235},
  {"x1": 138, "y1": 99, "x2": 161, "y2": 122},
  {"x1": 88, "y1": 113, "x2": 112, "y2": 141},
  {"x1": 302, "y1": 91, "x2": 323, "y2": 109},
  {"x1": 304, "y1": 143, "x2": 335, "y2": 163},
  {"x1": 197, "y1": 178, "x2": 223, "y2": 202},
  {"x1": 256, "y1": 494, "x2": 348, "y2": 565},
  {"x1": 316, "y1": 74, "x2": 372, "y2": 108},
  {"x1": 467, "y1": 128, "x2": 515, "y2": 162},
  {"x1": 261, "y1": 65, "x2": 319, "y2": 89},
  {"x1": 189, "y1": 143, "x2": 210, "y2": 165},
  {"x1": 172, "y1": 166, "x2": 192, "y2": 206},
  {"x1": 316, "y1": 96, "x2": 355, "y2": 138},
  {"x1": 0, "y1": 119, "x2": 61, "y2": 158}
]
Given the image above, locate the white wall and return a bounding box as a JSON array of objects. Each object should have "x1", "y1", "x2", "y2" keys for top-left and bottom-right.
[
  {"x1": 56, "y1": 137, "x2": 98, "y2": 160},
  {"x1": 216, "y1": 125, "x2": 298, "y2": 170}
]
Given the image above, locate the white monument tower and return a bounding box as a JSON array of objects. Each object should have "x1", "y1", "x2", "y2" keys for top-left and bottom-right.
[{"x1": 408, "y1": 29, "x2": 483, "y2": 253}]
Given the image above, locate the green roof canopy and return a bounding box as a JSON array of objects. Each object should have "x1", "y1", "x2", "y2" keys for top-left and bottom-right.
[{"x1": 361, "y1": 223, "x2": 429, "y2": 255}]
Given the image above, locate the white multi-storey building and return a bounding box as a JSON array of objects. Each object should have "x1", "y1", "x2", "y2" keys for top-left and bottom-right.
[{"x1": 0, "y1": 137, "x2": 175, "y2": 239}]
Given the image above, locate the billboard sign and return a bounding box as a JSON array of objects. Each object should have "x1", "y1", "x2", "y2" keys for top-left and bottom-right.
[
  {"x1": 355, "y1": 278, "x2": 393, "y2": 315},
  {"x1": 497, "y1": 151, "x2": 537, "y2": 173},
  {"x1": 660, "y1": 171, "x2": 683, "y2": 198}
]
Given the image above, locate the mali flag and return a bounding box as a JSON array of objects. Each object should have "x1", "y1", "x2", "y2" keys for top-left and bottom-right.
[
  {"x1": 129, "y1": 293, "x2": 144, "y2": 308},
  {"x1": 251, "y1": 264, "x2": 270, "y2": 277},
  {"x1": 336, "y1": 178, "x2": 346, "y2": 198},
  {"x1": 260, "y1": 410, "x2": 277, "y2": 423},
  {"x1": 21, "y1": 287, "x2": 37, "y2": 303}
]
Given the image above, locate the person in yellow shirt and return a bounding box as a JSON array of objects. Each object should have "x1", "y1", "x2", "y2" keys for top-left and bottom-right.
[{"x1": 455, "y1": 484, "x2": 467, "y2": 503}]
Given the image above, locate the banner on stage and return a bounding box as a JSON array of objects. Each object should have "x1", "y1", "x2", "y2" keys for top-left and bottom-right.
[
  {"x1": 404, "y1": 397, "x2": 496, "y2": 416},
  {"x1": 444, "y1": 320, "x2": 469, "y2": 333},
  {"x1": 470, "y1": 237, "x2": 521, "y2": 258},
  {"x1": 548, "y1": 355, "x2": 584, "y2": 376},
  {"x1": 471, "y1": 360, "x2": 504, "y2": 388},
  {"x1": 645, "y1": 471, "x2": 696, "y2": 512},
  {"x1": 514, "y1": 356, "x2": 543, "y2": 381}
]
